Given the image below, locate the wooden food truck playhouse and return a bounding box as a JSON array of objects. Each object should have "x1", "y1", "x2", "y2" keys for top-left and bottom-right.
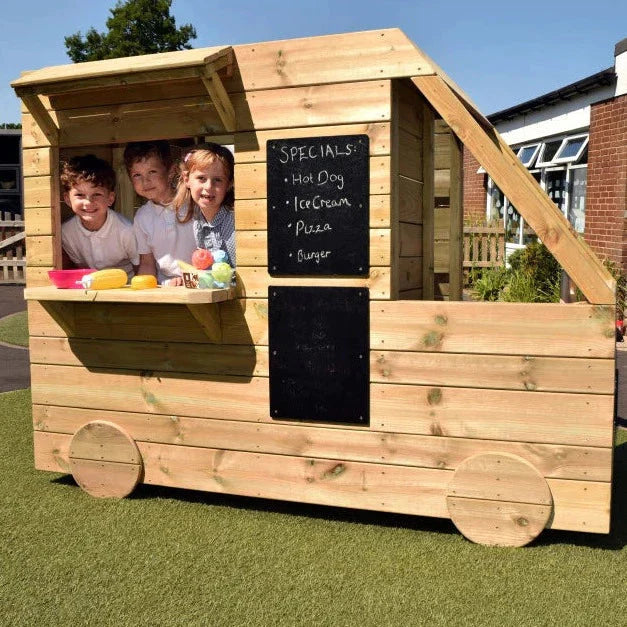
[{"x1": 13, "y1": 29, "x2": 617, "y2": 547}]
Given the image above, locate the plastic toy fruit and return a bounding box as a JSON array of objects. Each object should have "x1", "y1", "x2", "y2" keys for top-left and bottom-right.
[
  {"x1": 80, "y1": 268, "x2": 128, "y2": 290},
  {"x1": 211, "y1": 262, "x2": 234, "y2": 287},
  {"x1": 131, "y1": 275, "x2": 158, "y2": 290},
  {"x1": 192, "y1": 248, "x2": 214, "y2": 270}
]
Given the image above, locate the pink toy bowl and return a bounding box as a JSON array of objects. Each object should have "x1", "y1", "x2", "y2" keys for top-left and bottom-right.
[{"x1": 48, "y1": 268, "x2": 97, "y2": 289}]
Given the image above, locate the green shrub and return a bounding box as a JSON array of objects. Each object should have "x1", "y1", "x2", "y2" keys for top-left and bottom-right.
[{"x1": 470, "y1": 266, "x2": 509, "y2": 301}]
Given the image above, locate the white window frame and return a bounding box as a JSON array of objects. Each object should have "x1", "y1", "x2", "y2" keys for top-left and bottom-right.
[
  {"x1": 553, "y1": 133, "x2": 589, "y2": 164},
  {"x1": 535, "y1": 138, "x2": 565, "y2": 167},
  {"x1": 516, "y1": 143, "x2": 541, "y2": 167}
]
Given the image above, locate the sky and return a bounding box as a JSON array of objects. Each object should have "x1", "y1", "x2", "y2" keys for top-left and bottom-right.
[{"x1": 1, "y1": 0, "x2": 625, "y2": 123}]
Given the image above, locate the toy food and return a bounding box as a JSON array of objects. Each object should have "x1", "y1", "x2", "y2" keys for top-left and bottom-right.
[
  {"x1": 131, "y1": 275, "x2": 158, "y2": 290},
  {"x1": 48, "y1": 268, "x2": 97, "y2": 289},
  {"x1": 211, "y1": 262, "x2": 234, "y2": 287},
  {"x1": 80, "y1": 268, "x2": 128, "y2": 290},
  {"x1": 192, "y1": 248, "x2": 214, "y2": 270}
]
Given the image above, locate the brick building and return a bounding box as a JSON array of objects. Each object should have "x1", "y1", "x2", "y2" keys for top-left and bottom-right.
[{"x1": 464, "y1": 38, "x2": 627, "y2": 269}]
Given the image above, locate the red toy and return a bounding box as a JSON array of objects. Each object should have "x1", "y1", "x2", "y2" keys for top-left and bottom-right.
[{"x1": 191, "y1": 248, "x2": 214, "y2": 270}]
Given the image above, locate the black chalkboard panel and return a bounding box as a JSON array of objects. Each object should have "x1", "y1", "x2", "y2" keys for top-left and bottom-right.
[
  {"x1": 269, "y1": 286, "x2": 369, "y2": 424},
  {"x1": 267, "y1": 135, "x2": 369, "y2": 276}
]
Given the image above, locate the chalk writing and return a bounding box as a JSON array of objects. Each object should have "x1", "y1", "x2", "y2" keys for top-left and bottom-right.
[{"x1": 267, "y1": 135, "x2": 369, "y2": 275}]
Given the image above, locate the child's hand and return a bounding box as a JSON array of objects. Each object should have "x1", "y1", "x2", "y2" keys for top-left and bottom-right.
[{"x1": 164, "y1": 277, "x2": 184, "y2": 287}]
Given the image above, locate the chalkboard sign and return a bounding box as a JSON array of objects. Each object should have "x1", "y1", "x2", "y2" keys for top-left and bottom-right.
[
  {"x1": 269, "y1": 286, "x2": 369, "y2": 424},
  {"x1": 267, "y1": 135, "x2": 369, "y2": 276}
]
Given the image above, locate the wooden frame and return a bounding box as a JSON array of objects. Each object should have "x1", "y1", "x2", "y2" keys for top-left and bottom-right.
[{"x1": 14, "y1": 28, "x2": 616, "y2": 547}]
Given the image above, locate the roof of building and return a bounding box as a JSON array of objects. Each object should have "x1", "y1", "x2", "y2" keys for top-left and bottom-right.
[{"x1": 488, "y1": 67, "x2": 616, "y2": 123}]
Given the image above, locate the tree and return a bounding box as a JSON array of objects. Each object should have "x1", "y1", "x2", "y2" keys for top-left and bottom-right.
[
  {"x1": 0, "y1": 123, "x2": 22, "y2": 129},
  {"x1": 64, "y1": 0, "x2": 196, "y2": 63}
]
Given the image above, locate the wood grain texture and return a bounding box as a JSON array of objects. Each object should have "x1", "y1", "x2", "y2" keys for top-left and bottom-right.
[
  {"x1": 371, "y1": 383, "x2": 614, "y2": 447},
  {"x1": 30, "y1": 364, "x2": 613, "y2": 447},
  {"x1": 69, "y1": 421, "x2": 142, "y2": 498},
  {"x1": 32, "y1": 431, "x2": 611, "y2": 532},
  {"x1": 370, "y1": 300, "x2": 615, "y2": 358},
  {"x1": 412, "y1": 74, "x2": 615, "y2": 304},
  {"x1": 234, "y1": 122, "x2": 391, "y2": 163},
  {"x1": 33, "y1": 404, "x2": 612, "y2": 481}
]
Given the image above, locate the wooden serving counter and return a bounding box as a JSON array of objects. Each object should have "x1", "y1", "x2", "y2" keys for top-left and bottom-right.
[{"x1": 23, "y1": 286, "x2": 236, "y2": 304}]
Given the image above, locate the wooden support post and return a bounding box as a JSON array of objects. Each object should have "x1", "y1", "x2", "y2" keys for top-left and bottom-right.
[
  {"x1": 421, "y1": 103, "x2": 435, "y2": 300},
  {"x1": 200, "y1": 69, "x2": 236, "y2": 132},
  {"x1": 186, "y1": 303, "x2": 223, "y2": 343},
  {"x1": 411, "y1": 74, "x2": 615, "y2": 305},
  {"x1": 16, "y1": 90, "x2": 59, "y2": 146},
  {"x1": 448, "y1": 134, "x2": 463, "y2": 300},
  {"x1": 112, "y1": 147, "x2": 136, "y2": 221}
]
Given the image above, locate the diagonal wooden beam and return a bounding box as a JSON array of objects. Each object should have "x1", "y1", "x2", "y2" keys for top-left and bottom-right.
[
  {"x1": 412, "y1": 74, "x2": 615, "y2": 305},
  {"x1": 200, "y1": 68, "x2": 236, "y2": 132},
  {"x1": 15, "y1": 89, "x2": 59, "y2": 145}
]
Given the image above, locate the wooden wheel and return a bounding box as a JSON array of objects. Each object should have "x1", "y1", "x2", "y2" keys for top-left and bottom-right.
[
  {"x1": 447, "y1": 453, "x2": 553, "y2": 547},
  {"x1": 69, "y1": 421, "x2": 143, "y2": 498}
]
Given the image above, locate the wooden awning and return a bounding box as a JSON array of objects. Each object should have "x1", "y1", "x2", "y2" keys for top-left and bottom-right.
[{"x1": 11, "y1": 46, "x2": 236, "y2": 140}]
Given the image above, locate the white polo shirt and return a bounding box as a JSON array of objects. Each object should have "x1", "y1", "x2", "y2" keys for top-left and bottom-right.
[
  {"x1": 62, "y1": 209, "x2": 139, "y2": 278},
  {"x1": 133, "y1": 200, "x2": 197, "y2": 284}
]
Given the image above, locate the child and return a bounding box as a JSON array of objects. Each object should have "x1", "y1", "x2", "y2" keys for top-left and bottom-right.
[
  {"x1": 61, "y1": 154, "x2": 138, "y2": 278},
  {"x1": 173, "y1": 143, "x2": 236, "y2": 267},
  {"x1": 124, "y1": 141, "x2": 196, "y2": 285}
]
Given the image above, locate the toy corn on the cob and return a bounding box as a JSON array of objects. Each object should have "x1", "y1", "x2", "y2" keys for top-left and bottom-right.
[{"x1": 80, "y1": 268, "x2": 128, "y2": 290}]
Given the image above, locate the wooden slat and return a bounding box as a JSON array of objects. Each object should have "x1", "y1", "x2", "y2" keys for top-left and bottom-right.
[
  {"x1": 235, "y1": 229, "x2": 391, "y2": 267},
  {"x1": 33, "y1": 405, "x2": 612, "y2": 481},
  {"x1": 26, "y1": 265, "x2": 53, "y2": 287},
  {"x1": 235, "y1": 156, "x2": 391, "y2": 199},
  {"x1": 18, "y1": 94, "x2": 58, "y2": 145},
  {"x1": 412, "y1": 74, "x2": 615, "y2": 305},
  {"x1": 200, "y1": 70, "x2": 236, "y2": 132},
  {"x1": 233, "y1": 29, "x2": 433, "y2": 91},
  {"x1": 30, "y1": 364, "x2": 613, "y2": 447},
  {"x1": 12, "y1": 46, "x2": 231, "y2": 89},
  {"x1": 30, "y1": 336, "x2": 269, "y2": 378},
  {"x1": 235, "y1": 122, "x2": 391, "y2": 163},
  {"x1": 370, "y1": 300, "x2": 615, "y2": 358},
  {"x1": 448, "y1": 134, "x2": 463, "y2": 300},
  {"x1": 24, "y1": 208, "x2": 54, "y2": 236},
  {"x1": 21, "y1": 113, "x2": 57, "y2": 148},
  {"x1": 398, "y1": 258, "x2": 422, "y2": 292},
  {"x1": 397, "y1": 79, "x2": 424, "y2": 137},
  {"x1": 32, "y1": 431, "x2": 611, "y2": 532},
  {"x1": 371, "y1": 383, "x2": 613, "y2": 447},
  {"x1": 56, "y1": 97, "x2": 224, "y2": 146},
  {"x1": 24, "y1": 286, "x2": 234, "y2": 304},
  {"x1": 235, "y1": 81, "x2": 391, "y2": 132},
  {"x1": 421, "y1": 103, "x2": 435, "y2": 299},
  {"x1": 398, "y1": 128, "x2": 422, "y2": 180},
  {"x1": 27, "y1": 299, "x2": 270, "y2": 346},
  {"x1": 236, "y1": 194, "x2": 390, "y2": 230},
  {"x1": 370, "y1": 350, "x2": 614, "y2": 394},
  {"x1": 26, "y1": 236, "x2": 53, "y2": 266},
  {"x1": 398, "y1": 176, "x2": 422, "y2": 224},
  {"x1": 399, "y1": 223, "x2": 422, "y2": 257},
  {"x1": 235, "y1": 266, "x2": 391, "y2": 300},
  {"x1": 23, "y1": 175, "x2": 53, "y2": 208},
  {"x1": 22, "y1": 147, "x2": 53, "y2": 177},
  {"x1": 434, "y1": 169, "x2": 450, "y2": 198}
]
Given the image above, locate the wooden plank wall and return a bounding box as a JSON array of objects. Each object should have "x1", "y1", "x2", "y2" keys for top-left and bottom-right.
[
  {"x1": 433, "y1": 121, "x2": 463, "y2": 300},
  {"x1": 391, "y1": 80, "x2": 425, "y2": 300},
  {"x1": 29, "y1": 296, "x2": 615, "y2": 532}
]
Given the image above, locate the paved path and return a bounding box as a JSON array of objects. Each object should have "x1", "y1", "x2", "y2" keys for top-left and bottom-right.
[{"x1": 0, "y1": 285, "x2": 30, "y2": 392}]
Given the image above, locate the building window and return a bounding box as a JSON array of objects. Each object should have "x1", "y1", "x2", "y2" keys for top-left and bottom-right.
[
  {"x1": 485, "y1": 132, "x2": 589, "y2": 240},
  {"x1": 517, "y1": 143, "x2": 540, "y2": 167}
]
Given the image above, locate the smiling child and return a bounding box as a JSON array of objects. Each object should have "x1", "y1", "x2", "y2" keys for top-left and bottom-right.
[{"x1": 61, "y1": 154, "x2": 138, "y2": 278}]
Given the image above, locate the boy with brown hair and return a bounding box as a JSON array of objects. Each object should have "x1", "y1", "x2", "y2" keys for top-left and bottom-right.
[{"x1": 61, "y1": 154, "x2": 138, "y2": 278}]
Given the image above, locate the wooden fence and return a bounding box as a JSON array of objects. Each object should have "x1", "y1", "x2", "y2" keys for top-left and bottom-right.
[
  {"x1": 463, "y1": 225, "x2": 504, "y2": 269},
  {"x1": 0, "y1": 212, "x2": 25, "y2": 284}
]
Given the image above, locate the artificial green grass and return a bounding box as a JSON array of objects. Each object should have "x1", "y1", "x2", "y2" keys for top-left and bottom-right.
[
  {"x1": 2, "y1": 388, "x2": 627, "y2": 626},
  {"x1": 0, "y1": 310, "x2": 28, "y2": 347}
]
